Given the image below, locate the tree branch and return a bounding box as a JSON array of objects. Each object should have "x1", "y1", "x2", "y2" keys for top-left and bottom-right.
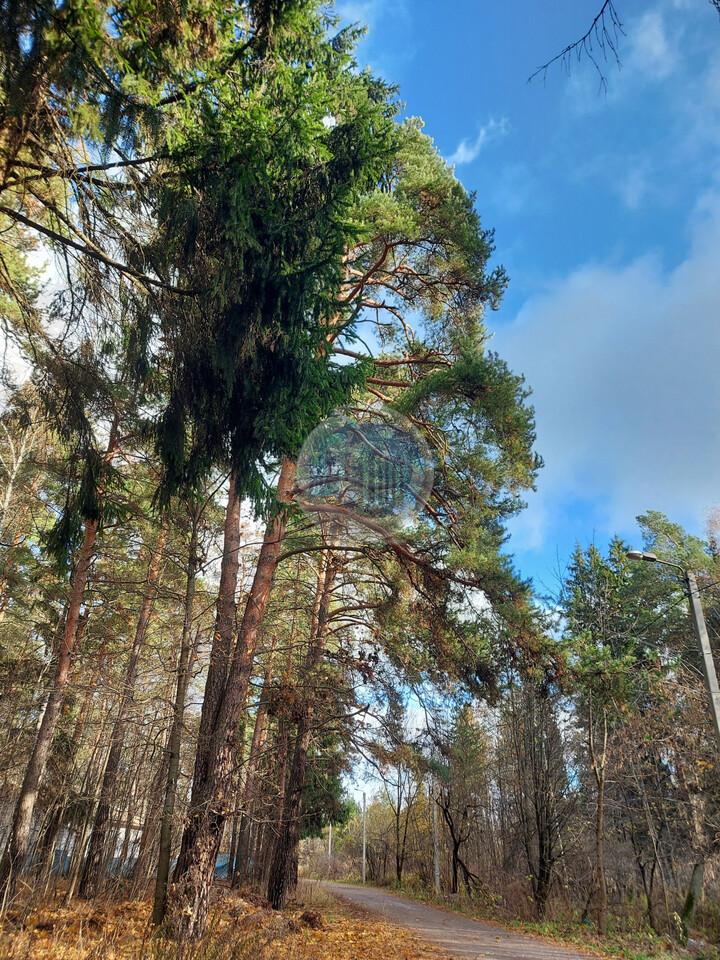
[
  {"x1": 527, "y1": 1, "x2": 624, "y2": 95},
  {"x1": 0, "y1": 204, "x2": 196, "y2": 295}
]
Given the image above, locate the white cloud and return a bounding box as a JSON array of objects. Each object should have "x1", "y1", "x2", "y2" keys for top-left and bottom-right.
[
  {"x1": 336, "y1": 0, "x2": 382, "y2": 29},
  {"x1": 572, "y1": 154, "x2": 657, "y2": 212},
  {"x1": 561, "y1": 6, "x2": 685, "y2": 114},
  {"x1": 618, "y1": 163, "x2": 651, "y2": 210},
  {"x1": 447, "y1": 118, "x2": 509, "y2": 166},
  {"x1": 494, "y1": 190, "x2": 720, "y2": 549},
  {"x1": 703, "y1": 46, "x2": 720, "y2": 106},
  {"x1": 630, "y1": 11, "x2": 676, "y2": 79}
]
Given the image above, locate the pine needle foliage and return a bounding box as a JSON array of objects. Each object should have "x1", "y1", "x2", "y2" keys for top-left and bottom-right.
[{"x1": 150, "y1": 4, "x2": 398, "y2": 507}]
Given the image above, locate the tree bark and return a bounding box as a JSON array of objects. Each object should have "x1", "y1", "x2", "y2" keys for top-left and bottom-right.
[
  {"x1": 439, "y1": 803, "x2": 472, "y2": 895},
  {"x1": 680, "y1": 860, "x2": 705, "y2": 941},
  {"x1": 152, "y1": 509, "x2": 201, "y2": 926},
  {"x1": 132, "y1": 722, "x2": 170, "y2": 890},
  {"x1": 432, "y1": 783, "x2": 440, "y2": 894},
  {"x1": 0, "y1": 473, "x2": 39, "y2": 627},
  {"x1": 0, "y1": 414, "x2": 120, "y2": 904},
  {"x1": 78, "y1": 528, "x2": 166, "y2": 899},
  {"x1": 34, "y1": 634, "x2": 109, "y2": 889},
  {"x1": 167, "y1": 458, "x2": 295, "y2": 942},
  {"x1": 232, "y1": 635, "x2": 277, "y2": 884},
  {"x1": 589, "y1": 706, "x2": 608, "y2": 936},
  {"x1": 62, "y1": 701, "x2": 113, "y2": 905},
  {"x1": 172, "y1": 473, "x2": 242, "y2": 882},
  {"x1": 0, "y1": 516, "x2": 99, "y2": 903},
  {"x1": 267, "y1": 549, "x2": 338, "y2": 909},
  {"x1": 252, "y1": 584, "x2": 300, "y2": 887}
]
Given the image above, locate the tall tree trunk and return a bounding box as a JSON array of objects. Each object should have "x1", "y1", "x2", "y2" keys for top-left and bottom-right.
[
  {"x1": 267, "y1": 549, "x2": 338, "y2": 910},
  {"x1": 589, "y1": 706, "x2": 608, "y2": 936},
  {"x1": 0, "y1": 424, "x2": 36, "y2": 545},
  {"x1": 0, "y1": 474, "x2": 39, "y2": 627},
  {"x1": 118, "y1": 738, "x2": 145, "y2": 863},
  {"x1": 63, "y1": 702, "x2": 113, "y2": 905},
  {"x1": 78, "y1": 528, "x2": 166, "y2": 899},
  {"x1": 151, "y1": 508, "x2": 202, "y2": 925},
  {"x1": 680, "y1": 860, "x2": 705, "y2": 942},
  {"x1": 35, "y1": 635, "x2": 108, "y2": 887},
  {"x1": 251, "y1": 579, "x2": 299, "y2": 887},
  {"x1": 132, "y1": 667, "x2": 178, "y2": 893},
  {"x1": 394, "y1": 778, "x2": 404, "y2": 884},
  {"x1": 133, "y1": 709, "x2": 172, "y2": 892},
  {"x1": 0, "y1": 415, "x2": 119, "y2": 904},
  {"x1": 227, "y1": 772, "x2": 242, "y2": 884},
  {"x1": 167, "y1": 459, "x2": 295, "y2": 941},
  {"x1": 263, "y1": 690, "x2": 291, "y2": 885},
  {"x1": 172, "y1": 473, "x2": 242, "y2": 881},
  {"x1": 232, "y1": 635, "x2": 277, "y2": 884},
  {"x1": 432, "y1": 782, "x2": 440, "y2": 894},
  {"x1": 451, "y1": 841, "x2": 460, "y2": 895},
  {"x1": 0, "y1": 517, "x2": 98, "y2": 903}
]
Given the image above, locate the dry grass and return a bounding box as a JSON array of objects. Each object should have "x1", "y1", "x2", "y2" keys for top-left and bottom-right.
[
  {"x1": 371, "y1": 881, "x2": 720, "y2": 960},
  {"x1": 0, "y1": 883, "x2": 454, "y2": 960}
]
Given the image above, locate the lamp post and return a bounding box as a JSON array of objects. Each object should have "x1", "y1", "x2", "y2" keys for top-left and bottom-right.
[{"x1": 626, "y1": 550, "x2": 720, "y2": 749}]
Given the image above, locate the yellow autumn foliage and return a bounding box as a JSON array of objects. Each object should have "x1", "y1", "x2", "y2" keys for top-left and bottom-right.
[{"x1": 0, "y1": 887, "x2": 453, "y2": 960}]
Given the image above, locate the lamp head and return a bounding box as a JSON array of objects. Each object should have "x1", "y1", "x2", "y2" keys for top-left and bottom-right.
[{"x1": 626, "y1": 550, "x2": 658, "y2": 562}]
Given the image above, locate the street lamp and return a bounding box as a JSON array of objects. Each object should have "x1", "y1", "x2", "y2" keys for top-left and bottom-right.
[{"x1": 626, "y1": 549, "x2": 720, "y2": 749}]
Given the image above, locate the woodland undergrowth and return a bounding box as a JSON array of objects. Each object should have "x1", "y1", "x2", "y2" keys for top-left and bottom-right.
[
  {"x1": 362, "y1": 878, "x2": 720, "y2": 960},
  {"x1": 0, "y1": 884, "x2": 452, "y2": 960}
]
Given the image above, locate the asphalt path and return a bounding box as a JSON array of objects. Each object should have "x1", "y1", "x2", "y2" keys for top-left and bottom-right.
[{"x1": 316, "y1": 882, "x2": 602, "y2": 960}]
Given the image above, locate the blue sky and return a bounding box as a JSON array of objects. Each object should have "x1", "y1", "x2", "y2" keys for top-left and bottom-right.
[{"x1": 339, "y1": 0, "x2": 720, "y2": 591}]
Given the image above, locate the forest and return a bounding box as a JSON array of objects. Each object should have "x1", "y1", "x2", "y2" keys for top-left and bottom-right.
[{"x1": 0, "y1": 1, "x2": 719, "y2": 959}]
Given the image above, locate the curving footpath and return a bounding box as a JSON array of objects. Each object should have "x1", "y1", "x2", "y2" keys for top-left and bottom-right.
[{"x1": 316, "y1": 881, "x2": 604, "y2": 960}]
